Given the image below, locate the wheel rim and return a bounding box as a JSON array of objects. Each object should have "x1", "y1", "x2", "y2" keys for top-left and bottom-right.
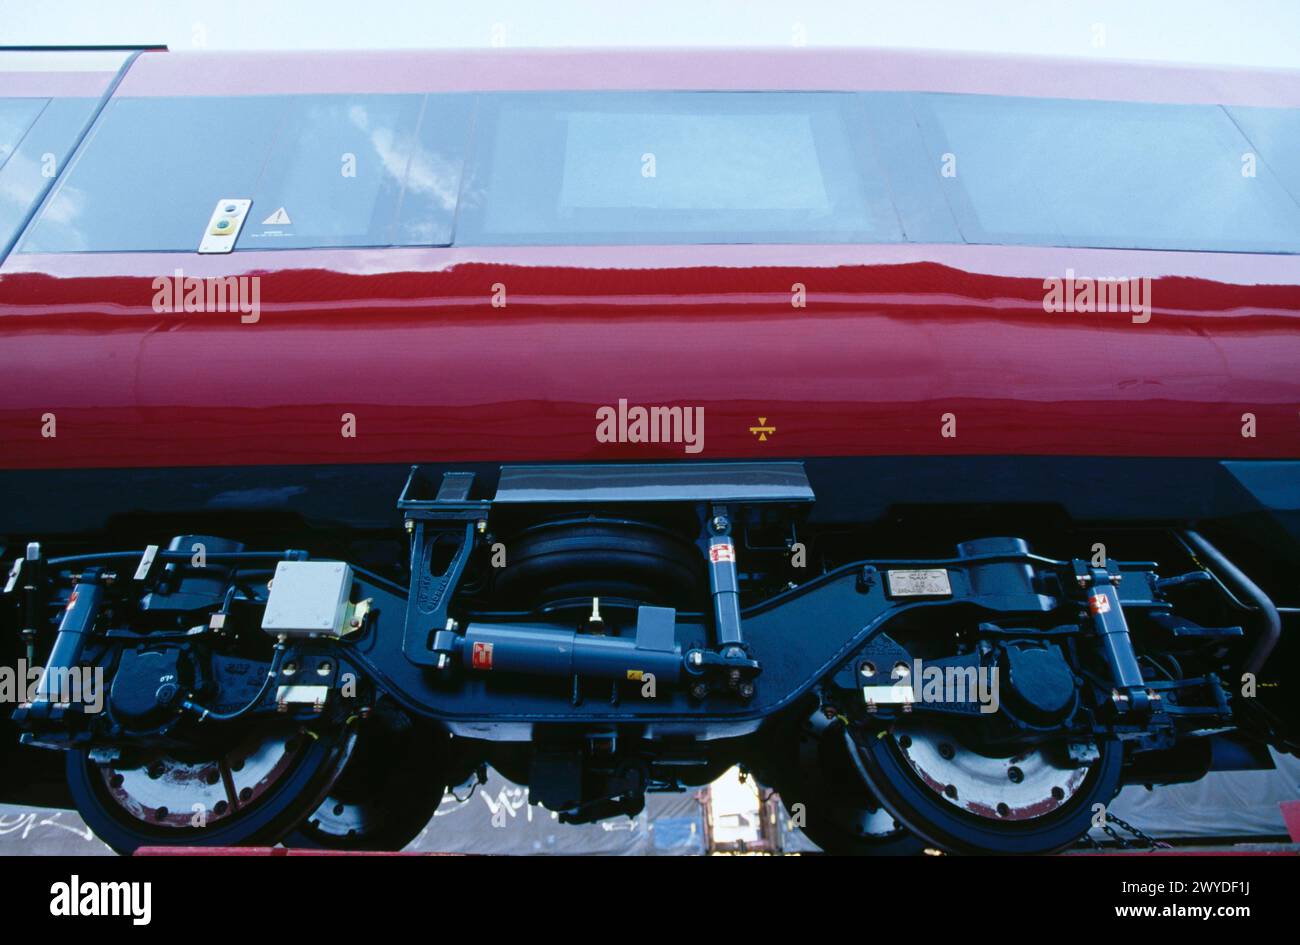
[
  {"x1": 772, "y1": 713, "x2": 924, "y2": 855},
  {"x1": 851, "y1": 721, "x2": 1122, "y2": 855},
  {"x1": 67, "y1": 723, "x2": 353, "y2": 854},
  {"x1": 287, "y1": 711, "x2": 447, "y2": 850}
]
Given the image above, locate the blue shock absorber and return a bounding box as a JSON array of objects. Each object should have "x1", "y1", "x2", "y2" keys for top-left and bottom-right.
[
  {"x1": 1078, "y1": 562, "x2": 1151, "y2": 718},
  {"x1": 457, "y1": 606, "x2": 683, "y2": 682},
  {"x1": 22, "y1": 571, "x2": 106, "y2": 721},
  {"x1": 707, "y1": 512, "x2": 744, "y2": 657}
]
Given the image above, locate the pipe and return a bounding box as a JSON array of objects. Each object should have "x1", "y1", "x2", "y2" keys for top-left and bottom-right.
[{"x1": 1181, "y1": 530, "x2": 1281, "y2": 677}]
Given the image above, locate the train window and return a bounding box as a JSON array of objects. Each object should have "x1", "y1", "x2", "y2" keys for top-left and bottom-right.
[
  {"x1": 21, "y1": 93, "x2": 471, "y2": 252},
  {"x1": 242, "y1": 94, "x2": 470, "y2": 249},
  {"x1": 1226, "y1": 106, "x2": 1300, "y2": 208},
  {"x1": 393, "y1": 95, "x2": 475, "y2": 245},
  {"x1": 22, "y1": 95, "x2": 284, "y2": 253},
  {"x1": 0, "y1": 97, "x2": 100, "y2": 254},
  {"x1": 456, "y1": 92, "x2": 899, "y2": 245},
  {"x1": 0, "y1": 98, "x2": 48, "y2": 171},
  {"x1": 913, "y1": 93, "x2": 1300, "y2": 253}
]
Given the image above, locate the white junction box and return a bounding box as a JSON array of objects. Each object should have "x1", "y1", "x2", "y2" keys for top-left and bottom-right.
[{"x1": 261, "y1": 561, "x2": 354, "y2": 638}]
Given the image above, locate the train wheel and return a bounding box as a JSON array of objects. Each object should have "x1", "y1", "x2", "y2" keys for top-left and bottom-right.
[
  {"x1": 851, "y1": 720, "x2": 1122, "y2": 855},
  {"x1": 66, "y1": 723, "x2": 354, "y2": 855},
  {"x1": 768, "y1": 712, "x2": 925, "y2": 855},
  {"x1": 284, "y1": 704, "x2": 448, "y2": 851}
]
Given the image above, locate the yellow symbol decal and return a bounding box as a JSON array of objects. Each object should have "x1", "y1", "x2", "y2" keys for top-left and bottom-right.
[
  {"x1": 749, "y1": 417, "x2": 776, "y2": 441},
  {"x1": 626, "y1": 670, "x2": 644, "y2": 681}
]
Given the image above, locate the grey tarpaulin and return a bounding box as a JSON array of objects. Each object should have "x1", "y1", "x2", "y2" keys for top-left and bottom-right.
[
  {"x1": 1086, "y1": 747, "x2": 1300, "y2": 841},
  {"x1": 2, "y1": 755, "x2": 1292, "y2": 855},
  {"x1": 0, "y1": 769, "x2": 707, "y2": 856},
  {"x1": 778, "y1": 747, "x2": 1300, "y2": 851},
  {"x1": 404, "y1": 770, "x2": 707, "y2": 855}
]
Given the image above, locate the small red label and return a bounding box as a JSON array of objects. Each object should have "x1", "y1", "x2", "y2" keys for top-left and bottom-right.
[
  {"x1": 710, "y1": 543, "x2": 735, "y2": 564},
  {"x1": 65, "y1": 590, "x2": 78, "y2": 610},
  {"x1": 471, "y1": 641, "x2": 494, "y2": 670},
  {"x1": 1088, "y1": 593, "x2": 1111, "y2": 616}
]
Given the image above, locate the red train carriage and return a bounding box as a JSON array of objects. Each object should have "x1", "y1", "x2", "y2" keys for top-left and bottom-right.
[{"x1": 0, "y1": 46, "x2": 1297, "y2": 854}]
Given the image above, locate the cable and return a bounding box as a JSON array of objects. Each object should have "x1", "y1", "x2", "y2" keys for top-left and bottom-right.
[{"x1": 182, "y1": 638, "x2": 286, "y2": 722}]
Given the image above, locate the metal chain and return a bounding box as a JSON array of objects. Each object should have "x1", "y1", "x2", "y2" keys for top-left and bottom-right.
[{"x1": 1105, "y1": 811, "x2": 1170, "y2": 850}]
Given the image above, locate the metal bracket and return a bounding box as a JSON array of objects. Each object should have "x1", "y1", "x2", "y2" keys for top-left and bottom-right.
[{"x1": 402, "y1": 519, "x2": 476, "y2": 666}]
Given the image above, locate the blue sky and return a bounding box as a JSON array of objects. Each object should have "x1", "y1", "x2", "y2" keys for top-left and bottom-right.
[{"x1": 2, "y1": 0, "x2": 1298, "y2": 68}]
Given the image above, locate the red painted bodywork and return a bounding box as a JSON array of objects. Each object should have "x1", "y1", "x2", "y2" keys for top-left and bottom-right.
[{"x1": 2, "y1": 50, "x2": 1299, "y2": 471}]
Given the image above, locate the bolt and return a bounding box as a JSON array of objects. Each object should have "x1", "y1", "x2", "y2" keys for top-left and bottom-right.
[
  {"x1": 405, "y1": 520, "x2": 414, "y2": 533},
  {"x1": 477, "y1": 520, "x2": 487, "y2": 534},
  {"x1": 1007, "y1": 766, "x2": 1024, "y2": 784},
  {"x1": 710, "y1": 515, "x2": 729, "y2": 534},
  {"x1": 689, "y1": 682, "x2": 708, "y2": 700},
  {"x1": 938, "y1": 742, "x2": 955, "y2": 760},
  {"x1": 436, "y1": 654, "x2": 450, "y2": 670},
  {"x1": 860, "y1": 661, "x2": 876, "y2": 678},
  {"x1": 738, "y1": 682, "x2": 755, "y2": 699}
]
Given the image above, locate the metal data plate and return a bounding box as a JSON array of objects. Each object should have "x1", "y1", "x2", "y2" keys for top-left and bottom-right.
[
  {"x1": 198, "y1": 198, "x2": 251, "y2": 254},
  {"x1": 863, "y1": 683, "x2": 916, "y2": 705},
  {"x1": 885, "y1": 568, "x2": 953, "y2": 597}
]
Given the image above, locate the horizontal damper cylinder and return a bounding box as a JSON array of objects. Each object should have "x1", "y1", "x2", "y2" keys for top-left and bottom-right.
[{"x1": 453, "y1": 606, "x2": 683, "y2": 683}]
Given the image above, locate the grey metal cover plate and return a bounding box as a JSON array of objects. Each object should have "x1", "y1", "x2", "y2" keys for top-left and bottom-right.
[{"x1": 494, "y1": 462, "x2": 814, "y2": 504}]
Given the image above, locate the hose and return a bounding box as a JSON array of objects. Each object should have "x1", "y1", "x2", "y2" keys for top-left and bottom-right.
[
  {"x1": 182, "y1": 639, "x2": 287, "y2": 722},
  {"x1": 1180, "y1": 530, "x2": 1281, "y2": 677}
]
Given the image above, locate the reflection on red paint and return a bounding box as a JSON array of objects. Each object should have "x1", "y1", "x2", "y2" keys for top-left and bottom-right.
[{"x1": 0, "y1": 245, "x2": 1297, "y2": 470}]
